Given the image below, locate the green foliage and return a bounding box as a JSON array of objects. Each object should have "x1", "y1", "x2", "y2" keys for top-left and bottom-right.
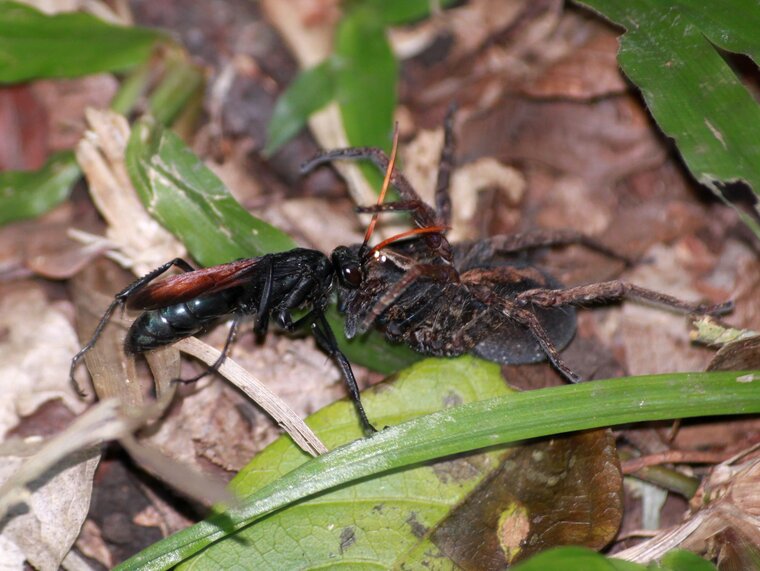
[
  {"x1": 511, "y1": 547, "x2": 642, "y2": 570},
  {"x1": 116, "y1": 368, "x2": 760, "y2": 570},
  {"x1": 264, "y1": 61, "x2": 335, "y2": 156},
  {"x1": 0, "y1": 1, "x2": 165, "y2": 83},
  {"x1": 657, "y1": 549, "x2": 718, "y2": 570},
  {"x1": 368, "y1": 0, "x2": 459, "y2": 25},
  {"x1": 267, "y1": 1, "x2": 454, "y2": 156},
  {"x1": 125, "y1": 118, "x2": 297, "y2": 264},
  {"x1": 577, "y1": 0, "x2": 760, "y2": 238},
  {"x1": 0, "y1": 151, "x2": 80, "y2": 226},
  {"x1": 334, "y1": 4, "x2": 398, "y2": 152},
  {"x1": 182, "y1": 357, "x2": 511, "y2": 569},
  {"x1": 510, "y1": 546, "x2": 717, "y2": 570}
]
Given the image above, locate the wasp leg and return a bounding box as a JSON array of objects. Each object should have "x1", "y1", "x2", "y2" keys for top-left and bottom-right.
[
  {"x1": 515, "y1": 281, "x2": 733, "y2": 316},
  {"x1": 274, "y1": 276, "x2": 321, "y2": 332},
  {"x1": 253, "y1": 255, "x2": 275, "y2": 337},
  {"x1": 306, "y1": 310, "x2": 377, "y2": 435},
  {"x1": 175, "y1": 317, "x2": 241, "y2": 385},
  {"x1": 69, "y1": 258, "x2": 196, "y2": 391}
]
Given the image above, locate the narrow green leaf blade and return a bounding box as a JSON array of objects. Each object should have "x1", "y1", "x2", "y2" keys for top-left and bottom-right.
[
  {"x1": 335, "y1": 4, "x2": 398, "y2": 151},
  {"x1": 147, "y1": 58, "x2": 205, "y2": 127},
  {"x1": 510, "y1": 547, "x2": 644, "y2": 571},
  {"x1": 116, "y1": 368, "x2": 760, "y2": 570},
  {"x1": 0, "y1": 1, "x2": 165, "y2": 83},
  {"x1": 0, "y1": 151, "x2": 80, "y2": 226},
  {"x1": 265, "y1": 61, "x2": 335, "y2": 156},
  {"x1": 125, "y1": 117, "x2": 297, "y2": 265}
]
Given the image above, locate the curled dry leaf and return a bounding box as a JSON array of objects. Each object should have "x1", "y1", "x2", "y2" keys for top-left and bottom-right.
[
  {"x1": 615, "y1": 446, "x2": 760, "y2": 567},
  {"x1": 0, "y1": 449, "x2": 98, "y2": 571},
  {"x1": 74, "y1": 108, "x2": 186, "y2": 276},
  {"x1": 0, "y1": 282, "x2": 96, "y2": 570},
  {"x1": 0, "y1": 399, "x2": 130, "y2": 571},
  {"x1": 707, "y1": 334, "x2": 760, "y2": 372},
  {"x1": 0, "y1": 203, "x2": 106, "y2": 282},
  {"x1": 69, "y1": 262, "x2": 158, "y2": 409},
  {"x1": 0, "y1": 283, "x2": 85, "y2": 435}
]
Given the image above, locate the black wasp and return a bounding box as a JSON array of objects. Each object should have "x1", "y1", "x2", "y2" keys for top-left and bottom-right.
[{"x1": 69, "y1": 247, "x2": 375, "y2": 433}]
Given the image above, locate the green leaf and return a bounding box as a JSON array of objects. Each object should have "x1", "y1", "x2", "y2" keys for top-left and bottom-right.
[
  {"x1": 147, "y1": 57, "x2": 205, "y2": 127},
  {"x1": 116, "y1": 367, "x2": 760, "y2": 570},
  {"x1": 335, "y1": 4, "x2": 398, "y2": 151},
  {"x1": 184, "y1": 357, "x2": 511, "y2": 570},
  {"x1": 656, "y1": 549, "x2": 717, "y2": 571},
  {"x1": 369, "y1": 0, "x2": 460, "y2": 25},
  {"x1": 670, "y1": 0, "x2": 760, "y2": 61},
  {"x1": 265, "y1": 61, "x2": 336, "y2": 156},
  {"x1": 510, "y1": 546, "x2": 718, "y2": 570},
  {"x1": 0, "y1": 1, "x2": 165, "y2": 83},
  {"x1": 0, "y1": 151, "x2": 80, "y2": 226},
  {"x1": 125, "y1": 117, "x2": 297, "y2": 265},
  {"x1": 511, "y1": 547, "x2": 644, "y2": 570},
  {"x1": 576, "y1": 0, "x2": 760, "y2": 237}
]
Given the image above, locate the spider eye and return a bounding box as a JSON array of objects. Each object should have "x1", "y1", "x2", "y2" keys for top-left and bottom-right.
[{"x1": 342, "y1": 265, "x2": 362, "y2": 288}]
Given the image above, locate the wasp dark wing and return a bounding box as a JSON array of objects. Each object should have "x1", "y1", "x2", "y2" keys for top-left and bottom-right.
[{"x1": 126, "y1": 257, "x2": 265, "y2": 310}]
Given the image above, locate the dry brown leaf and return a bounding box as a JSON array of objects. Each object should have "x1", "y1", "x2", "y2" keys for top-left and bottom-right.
[
  {"x1": 596, "y1": 244, "x2": 728, "y2": 376},
  {"x1": 615, "y1": 448, "x2": 760, "y2": 565},
  {"x1": 0, "y1": 449, "x2": 98, "y2": 571},
  {"x1": 521, "y1": 14, "x2": 627, "y2": 99},
  {"x1": 32, "y1": 76, "x2": 118, "y2": 152},
  {"x1": 0, "y1": 398, "x2": 139, "y2": 570},
  {"x1": 401, "y1": 125, "x2": 525, "y2": 243},
  {"x1": 0, "y1": 283, "x2": 86, "y2": 435}
]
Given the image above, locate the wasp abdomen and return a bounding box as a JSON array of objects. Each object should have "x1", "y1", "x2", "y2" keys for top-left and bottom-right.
[{"x1": 125, "y1": 289, "x2": 241, "y2": 354}]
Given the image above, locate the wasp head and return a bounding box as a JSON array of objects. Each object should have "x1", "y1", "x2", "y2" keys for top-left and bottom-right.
[{"x1": 331, "y1": 245, "x2": 363, "y2": 289}]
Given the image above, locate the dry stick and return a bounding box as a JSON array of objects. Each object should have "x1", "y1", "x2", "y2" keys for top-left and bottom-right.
[
  {"x1": 622, "y1": 450, "x2": 735, "y2": 474},
  {"x1": 175, "y1": 337, "x2": 328, "y2": 456}
]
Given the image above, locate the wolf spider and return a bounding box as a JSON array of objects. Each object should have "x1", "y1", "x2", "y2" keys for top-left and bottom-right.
[{"x1": 303, "y1": 112, "x2": 733, "y2": 383}]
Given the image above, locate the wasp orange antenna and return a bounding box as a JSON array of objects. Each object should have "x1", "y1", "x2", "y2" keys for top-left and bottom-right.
[
  {"x1": 368, "y1": 225, "x2": 449, "y2": 258},
  {"x1": 362, "y1": 124, "x2": 400, "y2": 249}
]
